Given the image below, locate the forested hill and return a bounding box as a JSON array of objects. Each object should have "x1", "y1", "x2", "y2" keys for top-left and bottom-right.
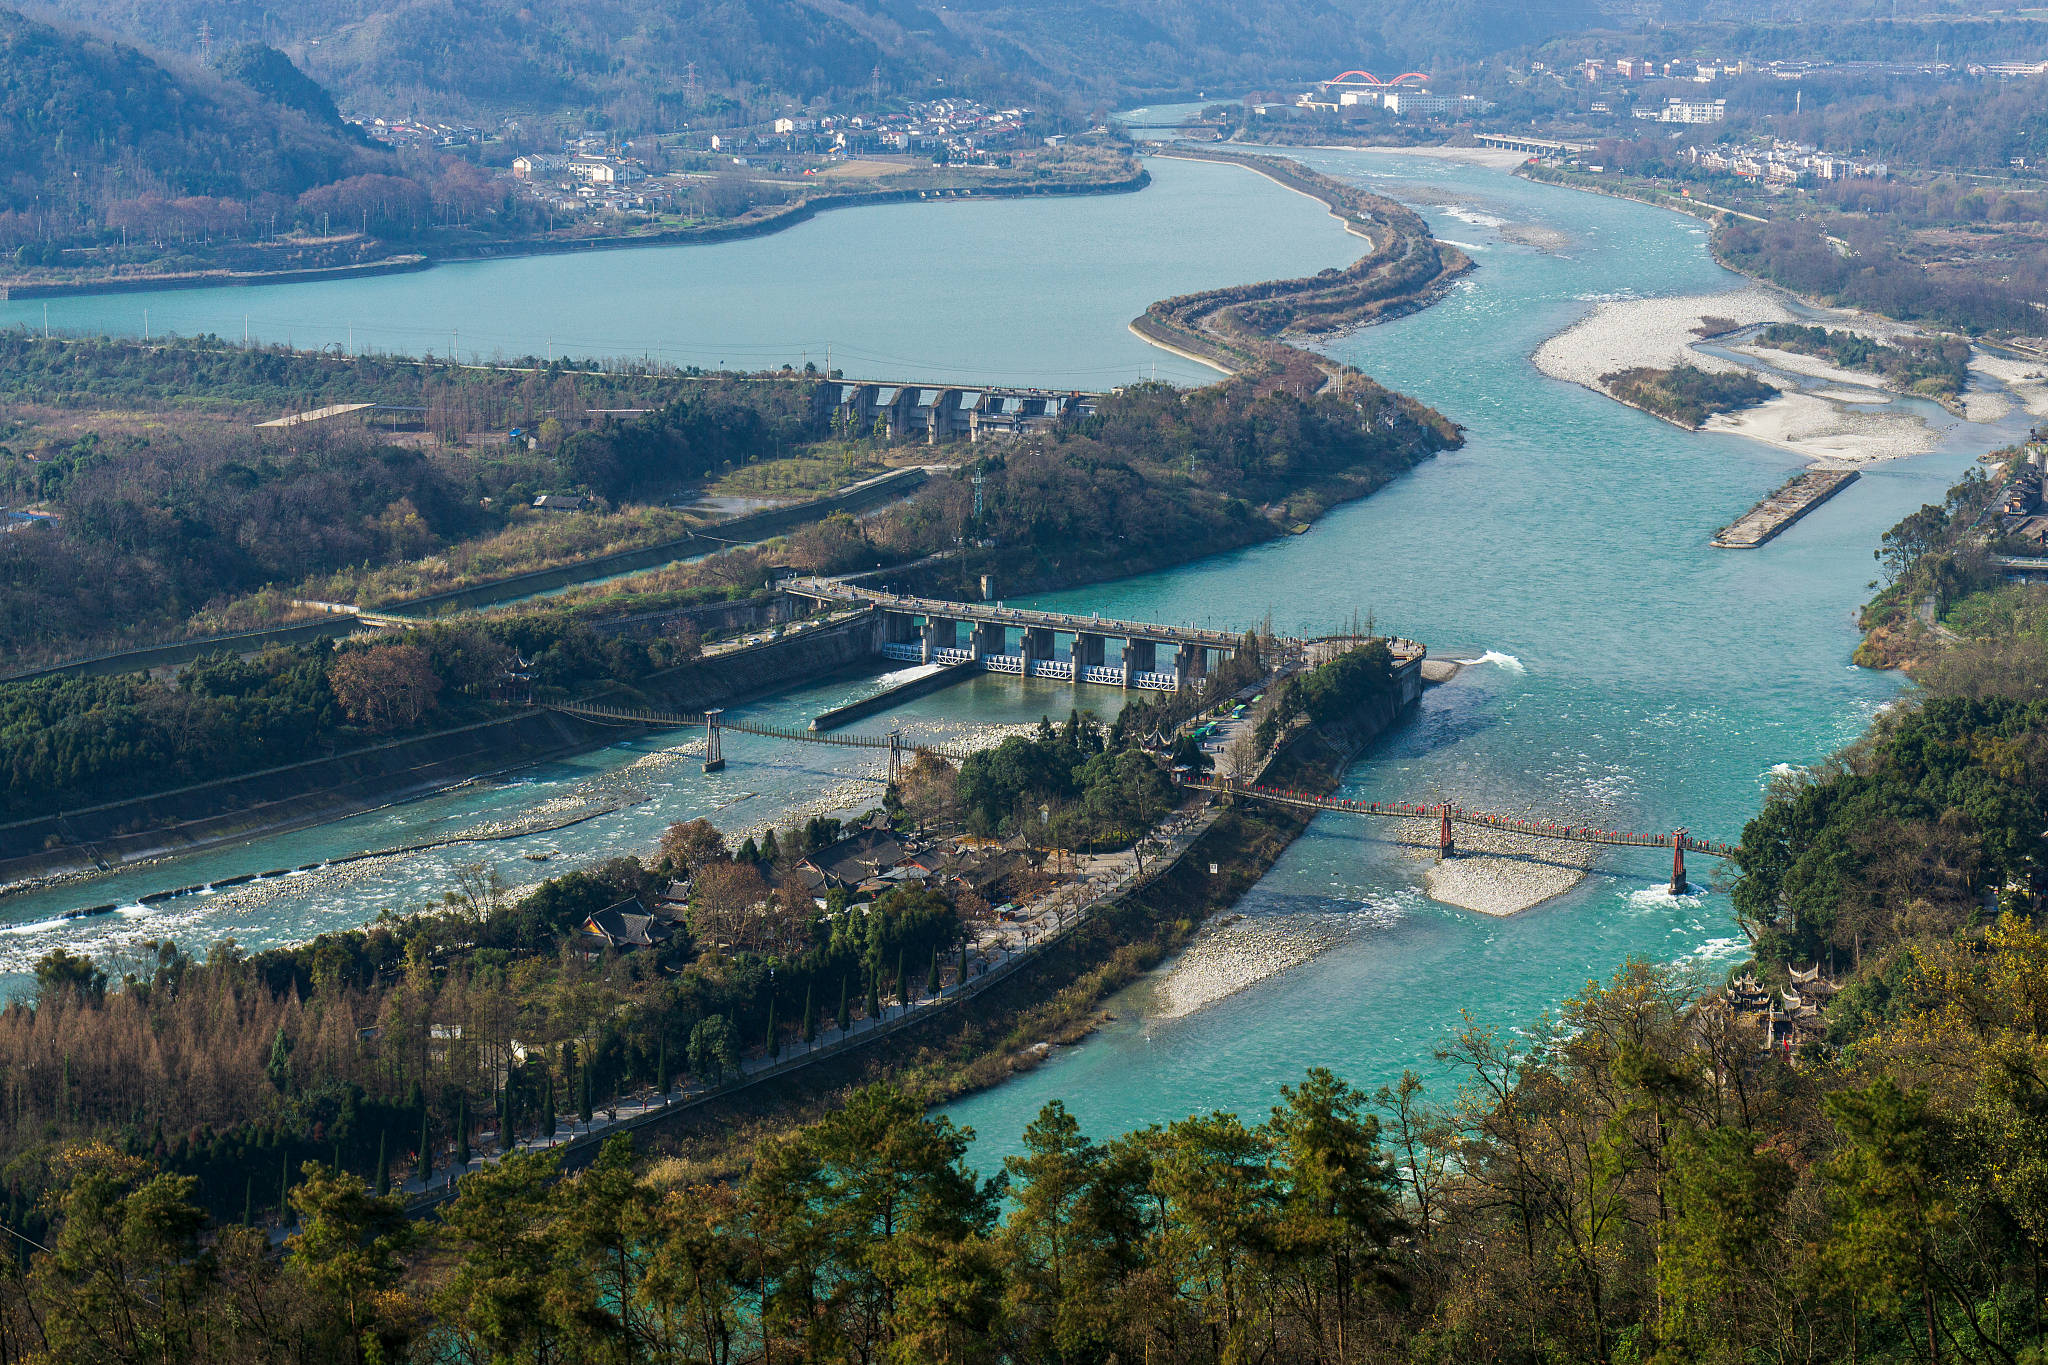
[
  {"x1": 22, "y1": 0, "x2": 1607, "y2": 120},
  {"x1": 0, "y1": 9, "x2": 387, "y2": 239}
]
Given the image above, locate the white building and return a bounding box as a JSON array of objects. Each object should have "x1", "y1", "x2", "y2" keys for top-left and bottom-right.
[{"x1": 1656, "y1": 97, "x2": 1727, "y2": 124}]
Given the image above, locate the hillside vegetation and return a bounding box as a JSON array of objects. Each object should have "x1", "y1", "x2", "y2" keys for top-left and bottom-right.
[{"x1": 0, "y1": 10, "x2": 387, "y2": 256}]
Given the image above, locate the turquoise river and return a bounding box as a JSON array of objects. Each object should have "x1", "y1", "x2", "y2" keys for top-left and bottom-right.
[{"x1": 0, "y1": 146, "x2": 2017, "y2": 1175}]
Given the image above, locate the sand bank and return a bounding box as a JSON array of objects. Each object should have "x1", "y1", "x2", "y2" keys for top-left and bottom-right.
[
  {"x1": 1532, "y1": 289, "x2": 1964, "y2": 465},
  {"x1": 1148, "y1": 912, "x2": 1362, "y2": 1020}
]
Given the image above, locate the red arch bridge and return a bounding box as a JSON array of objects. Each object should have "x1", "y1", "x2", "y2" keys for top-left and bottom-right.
[
  {"x1": 1179, "y1": 776, "x2": 1740, "y2": 895},
  {"x1": 1323, "y1": 70, "x2": 1431, "y2": 88}
]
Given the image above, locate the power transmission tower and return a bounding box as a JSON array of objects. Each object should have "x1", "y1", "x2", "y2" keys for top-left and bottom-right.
[
  {"x1": 683, "y1": 61, "x2": 699, "y2": 107},
  {"x1": 197, "y1": 19, "x2": 212, "y2": 61},
  {"x1": 871, "y1": 63, "x2": 882, "y2": 106}
]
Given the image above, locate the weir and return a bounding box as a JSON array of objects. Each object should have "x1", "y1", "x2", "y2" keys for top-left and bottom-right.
[
  {"x1": 781, "y1": 577, "x2": 1428, "y2": 691},
  {"x1": 825, "y1": 380, "x2": 1103, "y2": 443}
]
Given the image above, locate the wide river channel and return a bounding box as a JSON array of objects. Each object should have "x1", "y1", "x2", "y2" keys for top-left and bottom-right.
[{"x1": 1, "y1": 145, "x2": 2019, "y2": 1173}]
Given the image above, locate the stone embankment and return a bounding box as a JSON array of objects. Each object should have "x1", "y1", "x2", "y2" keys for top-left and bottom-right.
[
  {"x1": 1714, "y1": 468, "x2": 1859, "y2": 548},
  {"x1": 1134, "y1": 147, "x2": 1474, "y2": 386}
]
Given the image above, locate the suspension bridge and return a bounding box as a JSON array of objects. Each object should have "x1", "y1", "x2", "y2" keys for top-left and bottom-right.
[
  {"x1": 1179, "y1": 776, "x2": 1740, "y2": 894},
  {"x1": 549, "y1": 703, "x2": 1741, "y2": 894},
  {"x1": 549, "y1": 699, "x2": 968, "y2": 778}
]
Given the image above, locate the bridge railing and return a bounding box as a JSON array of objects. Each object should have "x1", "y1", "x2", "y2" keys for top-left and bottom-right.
[
  {"x1": 1182, "y1": 776, "x2": 1739, "y2": 858},
  {"x1": 551, "y1": 700, "x2": 974, "y2": 759}
]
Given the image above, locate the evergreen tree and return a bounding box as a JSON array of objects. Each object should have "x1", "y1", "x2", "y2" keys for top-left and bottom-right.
[
  {"x1": 544, "y1": 1075, "x2": 557, "y2": 1137},
  {"x1": 766, "y1": 996, "x2": 780, "y2": 1059},
  {"x1": 896, "y1": 947, "x2": 909, "y2": 1008},
  {"x1": 960, "y1": 942, "x2": 970, "y2": 987},
  {"x1": 802, "y1": 983, "x2": 816, "y2": 1043},
  {"x1": 866, "y1": 970, "x2": 880, "y2": 1023},
  {"x1": 375, "y1": 1129, "x2": 390, "y2": 1196},
  {"x1": 243, "y1": 1175, "x2": 253, "y2": 1227},
  {"x1": 657, "y1": 1040, "x2": 670, "y2": 1094},
  {"x1": 265, "y1": 1026, "x2": 292, "y2": 1092},
  {"x1": 417, "y1": 1107, "x2": 432, "y2": 1184},
  {"x1": 279, "y1": 1152, "x2": 290, "y2": 1221},
  {"x1": 839, "y1": 974, "x2": 852, "y2": 1032},
  {"x1": 580, "y1": 1065, "x2": 593, "y2": 1124},
  {"x1": 456, "y1": 1096, "x2": 470, "y2": 1167},
  {"x1": 926, "y1": 946, "x2": 941, "y2": 997},
  {"x1": 738, "y1": 834, "x2": 761, "y2": 863},
  {"x1": 500, "y1": 1086, "x2": 514, "y2": 1154},
  {"x1": 762, "y1": 827, "x2": 780, "y2": 861}
]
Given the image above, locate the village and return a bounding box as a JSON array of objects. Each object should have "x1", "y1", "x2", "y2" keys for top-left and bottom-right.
[{"x1": 356, "y1": 98, "x2": 1061, "y2": 223}]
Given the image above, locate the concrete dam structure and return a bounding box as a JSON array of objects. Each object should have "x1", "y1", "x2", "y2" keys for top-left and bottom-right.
[
  {"x1": 826, "y1": 380, "x2": 1102, "y2": 443},
  {"x1": 783, "y1": 577, "x2": 1427, "y2": 692}
]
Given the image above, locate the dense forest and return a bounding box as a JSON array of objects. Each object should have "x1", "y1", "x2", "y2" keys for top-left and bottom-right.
[
  {"x1": 0, "y1": 340, "x2": 1454, "y2": 670},
  {"x1": 0, "y1": 346, "x2": 825, "y2": 665},
  {"x1": 0, "y1": 10, "x2": 394, "y2": 256},
  {"x1": 22, "y1": 0, "x2": 1605, "y2": 124},
  {"x1": 1600, "y1": 362, "x2": 1776, "y2": 428},
  {"x1": 1716, "y1": 215, "x2": 2048, "y2": 336}
]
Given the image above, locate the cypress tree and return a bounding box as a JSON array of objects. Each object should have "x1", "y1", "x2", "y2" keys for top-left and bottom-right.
[
  {"x1": 896, "y1": 948, "x2": 908, "y2": 1008},
  {"x1": 544, "y1": 1076, "x2": 557, "y2": 1137},
  {"x1": 765, "y1": 997, "x2": 779, "y2": 1059},
  {"x1": 580, "y1": 1066, "x2": 593, "y2": 1124},
  {"x1": 417, "y1": 1108, "x2": 432, "y2": 1184},
  {"x1": 838, "y1": 975, "x2": 851, "y2": 1033},
  {"x1": 456, "y1": 1096, "x2": 470, "y2": 1166},
  {"x1": 243, "y1": 1176, "x2": 253, "y2": 1227},
  {"x1": 278, "y1": 1153, "x2": 290, "y2": 1219},
  {"x1": 866, "y1": 970, "x2": 880, "y2": 1022},
  {"x1": 959, "y1": 942, "x2": 969, "y2": 988},
  {"x1": 332, "y1": 1142, "x2": 342, "y2": 1176},
  {"x1": 926, "y1": 947, "x2": 940, "y2": 997},
  {"x1": 657, "y1": 1040, "x2": 670, "y2": 1094},
  {"x1": 802, "y1": 983, "x2": 816, "y2": 1043},
  {"x1": 500, "y1": 1086, "x2": 514, "y2": 1154},
  {"x1": 375, "y1": 1130, "x2": 390, "y2": 1196}
]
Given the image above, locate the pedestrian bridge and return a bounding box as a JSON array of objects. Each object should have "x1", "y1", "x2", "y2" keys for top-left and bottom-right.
[
  {"x1": 1180, "y1": 775, "x2": 1738, "y2": 894},
  {"x1": 782, "y1": 577, "x2": 1426, "y2": 692}
]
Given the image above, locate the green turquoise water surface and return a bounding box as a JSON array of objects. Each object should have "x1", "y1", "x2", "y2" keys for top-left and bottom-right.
[
  {"x1": 943, "y1": 146, "x2": 2003, "y2": 1171},
  {"x1": 0, "y1": 151, "x2": 2012, "y2": 1171}
]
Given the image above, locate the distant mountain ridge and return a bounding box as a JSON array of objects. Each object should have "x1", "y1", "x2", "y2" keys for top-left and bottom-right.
[{"x1": 16, "y1": 0, "x2": 1613, "y2": 123}]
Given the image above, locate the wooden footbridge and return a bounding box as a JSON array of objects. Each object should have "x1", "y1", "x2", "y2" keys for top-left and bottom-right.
[{"x1": 1181, "y1": 776, "x2": 1740, "y2": 894}]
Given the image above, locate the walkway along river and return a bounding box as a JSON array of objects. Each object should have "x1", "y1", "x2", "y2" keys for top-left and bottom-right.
[{"x1": 0, "y1": 147, "x2": 2035, "y2": 1173}]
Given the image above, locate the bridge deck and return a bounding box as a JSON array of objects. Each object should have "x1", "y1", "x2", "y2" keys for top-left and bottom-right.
[
  {"x1": 1184, "y1": 777, "x2": 1739, "y2": 858},
  {"x1": 783, "y1": 577, "x2": 1426, "y2": 659}
]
